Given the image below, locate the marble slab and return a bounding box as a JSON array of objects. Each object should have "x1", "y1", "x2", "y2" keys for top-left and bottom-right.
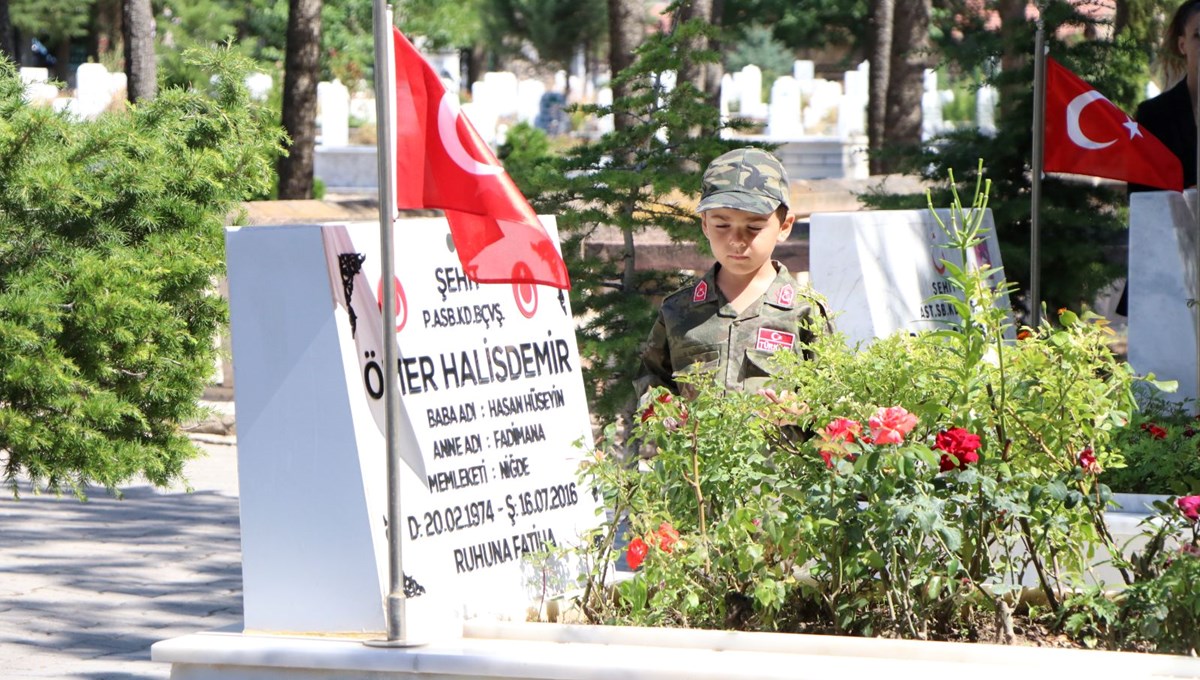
[
  {"x1": 1127, "y1": 189, "x2": 1199, "y2": 404},
  {"x1": 152, "y1": 620, "x2": 1200, "y2": 680},
  {"x1": 809, "y1": 209, "x2": 1010, "y2": 346}
]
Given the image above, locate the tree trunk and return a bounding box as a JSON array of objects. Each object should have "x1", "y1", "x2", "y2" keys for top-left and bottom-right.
[
  {"x1": 607, "y1": 0, "x2": 642, "y2": 137},
  {"x1": 997, "y1": 0, "x2": 1026, "y2": 121},
  {"x1": 882, "y1": 0, "x2": 929, "y2": 173},
  {"x1": 0, "y1": 0, "x2": 12, "y2": 64},
  {"x1": 277, "y1": 0, "x2": 322, "y2": 200},
  {"x1": 123, "y1": 0, "x2": 156, "y2": 103},
  {"x1": 676, "y1": 0, "x2": 725, "y2": 139},
  {"x1": 867, "y1": 0, "x2": 893, "y2": 175}
]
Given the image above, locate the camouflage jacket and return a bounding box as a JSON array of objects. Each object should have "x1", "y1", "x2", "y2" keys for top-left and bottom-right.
[{"x1": 637, "y1": 262, "x2": 829, "y2": 395}]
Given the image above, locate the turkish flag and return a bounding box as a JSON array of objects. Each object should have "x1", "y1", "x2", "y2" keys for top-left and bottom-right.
[
  {"x1": 1044, "y1": 57, "x2": 1182, "y2": 191},
  {"x1": 391, "y1": 27, "x2": 570, "y2": 289}
]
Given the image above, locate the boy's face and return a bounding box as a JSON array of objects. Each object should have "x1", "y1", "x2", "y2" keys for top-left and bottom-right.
[{"x1": 700, "y1": 206, "x2": 794, "y2": 278}]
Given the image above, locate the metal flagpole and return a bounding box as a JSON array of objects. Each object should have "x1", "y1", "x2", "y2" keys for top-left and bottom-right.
[
  {"x1": 1029, "y1": 21, "x2": 1046, "y2": 330},
  {"x1": 1193, "y1": 58, "x2": 1200, "y2": 414},
  {"x1": 366, "y1": 0, "x2": 422, "y2": 648}
]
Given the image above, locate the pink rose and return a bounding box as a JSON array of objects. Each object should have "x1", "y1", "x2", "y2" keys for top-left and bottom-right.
[
  {"x1": 823, "y1": 417, "x2": 863, "y2": 444},
  {"x1": 1178, "y1": 496, "x2": 1200, "y2": 522},
  {"x1": 868, "y1": 406, "x2": 918, "y2": 445}
]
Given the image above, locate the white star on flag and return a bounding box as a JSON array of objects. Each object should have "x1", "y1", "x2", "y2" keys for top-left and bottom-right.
[{"x1": 1123, "y1": 117, "x2": 1142, "y2": 139}]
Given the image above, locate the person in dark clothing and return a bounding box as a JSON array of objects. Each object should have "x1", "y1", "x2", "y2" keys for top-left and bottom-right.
[{"x1": 1119, "y1": 0, "x2": 1200, "y2": 314}]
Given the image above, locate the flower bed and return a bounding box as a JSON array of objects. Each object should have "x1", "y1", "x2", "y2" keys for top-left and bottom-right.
[{"x1": 567, "y1": 172, "x2": 1200, "y2": 655}]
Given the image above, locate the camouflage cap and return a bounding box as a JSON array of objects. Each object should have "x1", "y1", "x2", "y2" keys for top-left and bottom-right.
[{"x1": 696, "y1": 148, "x2": 790, "y2": 214}]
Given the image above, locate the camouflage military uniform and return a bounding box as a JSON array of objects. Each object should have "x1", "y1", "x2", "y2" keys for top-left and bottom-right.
[{"x1": 638, "y1": 261, "x2": 825, "y2": 395}]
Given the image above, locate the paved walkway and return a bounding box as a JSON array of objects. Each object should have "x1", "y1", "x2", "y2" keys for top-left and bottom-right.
[{"x1": 0, "y1": 405, "x2": 242, "y2": 679}]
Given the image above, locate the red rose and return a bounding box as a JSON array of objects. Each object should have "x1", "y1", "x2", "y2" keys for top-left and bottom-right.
[
  {"x1": 933, "y1": 427, "x2": 982, "y2": 470},
  {"x1": 1078, "y1": 448, "x2": 1102, "y2": 474},
  {"x1": 819, "y1": 450, "x2": 834, "y2": 469},
  {"x1": 655, "y1": 522, "x2": 679, "y2": 553},
  {"x1": 1178, "y1": 496, "x2": 1200, "y2": 522},
  {"x1": 868, "y1": 406, "x2": 918, "y2": 445},
  {"x1": 626, "y1": 536, "x2": 649, "y2": 569},
  {"x1": 934, "y1": 428, "x2": 982, "y2": 457},
  {"x1": 1141, "y1": 422, "x2": 1168, "y2": 440},
  {"x1": 641, "y1": 392, "x2": 675, "y2": 422}
]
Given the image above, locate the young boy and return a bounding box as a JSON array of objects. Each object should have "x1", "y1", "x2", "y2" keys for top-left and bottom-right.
[{"x1": 637, "y1": 147, "x2": 827, "y2": 396}]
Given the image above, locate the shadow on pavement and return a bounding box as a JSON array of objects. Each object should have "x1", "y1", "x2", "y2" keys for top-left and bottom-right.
[{"x1": 0, "y1": 482, "x2": 242, "y2": 679}]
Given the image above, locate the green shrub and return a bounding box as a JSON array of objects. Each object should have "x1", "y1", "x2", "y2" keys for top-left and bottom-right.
[{"x1": 0, "y1": 48, "x2": 284, "y2": 498}]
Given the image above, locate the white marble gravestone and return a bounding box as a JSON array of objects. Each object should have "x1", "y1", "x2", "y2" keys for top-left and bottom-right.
[
  {"x1": 793, "y1": 60, "x2": 815, "y2": 96},
  {"x1": 482, "y1": 71, "x2": 520, "y2": 118},
  {"x1": 225, "y1": 218, "x2": 599, "y2": 636},
  {"x1": 245, "y1": 73, "x2": 273, "y2": 102},
  {"x1": 976, "y1": 85, "x2": 998, "y2": 136},
  {"x1": 768, "y1": 76, "x2": 804, "y2": 138},
  {"x1": 838, "y1": 62, "x2": 869, "y2": 137},
  {"x1": 317, "y1": 80, "x2": 350, "y2": 147},
  {"x1": 517, "y1": 79, "x2": 546, "y2": 125},
  {"x1": 73, "y1": 62, "x2": 112, "y2": 119},
  {"x1": 921, "y1": 69, "x2": 944, "y2": 140},
  {"x1": 1127, "y1": 189, "x2": 1199, "y2": 404},
  {"x1": 809, "y1": 209, "x2": 1010, "y2": 346},
  {"x1": 735, "y1": 65, "x2": 766, "y2": 119}
]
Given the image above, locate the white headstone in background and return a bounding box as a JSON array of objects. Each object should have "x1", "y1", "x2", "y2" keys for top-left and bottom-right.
[
  {"x1": 921, "y1": 69, "x2": 944, "y2": 140},
  {"x1": 804, "y1": 79, "x2": 841, "y2": 134},
  {"x1": 793, "y1": 60, "x2": 815, "y2": 96},
  {"x1": 734, "y1": 65, "x2": 766, "y2": 119},
  {"x1": 349, "y1": 93, "x2": 376, "y2": 125},
  {"x1": 317, "y1": 79, "x2": 351, "y2": 147},
  {"x1": 108, "y1": 71, "x2": 127, "y2": 99},
  {"x1": 482, "y1": 71, "x2": 520, "y2": 117},
  {"x1": 469, "y1": 78, "x2": 506, "y2": 146},
  {"x1": 21, "y1": 67, "x2": 57, "y2": 105},
  {"x1": 19, "y1": 67, "x2": 48, "y2": 85},
  {"x1": 226, "y1": 218, "x2": 600, "y2": 635},
  {"x1": 1128, "y1": 190, "x2": 1199, "y2": 404},
  {"x1": 768, "y1": 76, "x2": 803, "y2": 138},
  {"x1": 595, "y1": 86, "x2": 614, "y2": 135},
  {"x1": 74, "y1": 62, "x2": 112, "y2": 119},
  {"x1": 245, "y1": 72, "x2": 273, "y2": 102},
  {"x1": 428, "y1": 50, "x2": 462, "y2": 94},
  {"x1": 838, "y1": 62, "x2": 869, "y2": 137},
  {"x1": 810, "y1": 209, "x2": 1011, "y2": 346},
  {"x1": 976, "y1": 85, "x2": 998, "y2": 136},
  {"x1": 553, "y1": 70, "x2": 567, "y2": 94},
  {"x1": 517, "y1": 79, "x2": 546, "y2": 125}
]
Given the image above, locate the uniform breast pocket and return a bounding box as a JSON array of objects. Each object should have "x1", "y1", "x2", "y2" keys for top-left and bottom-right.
[
  {"x1": 743, "y1": 348, "x2": 788, "y2": 380},
  {"x1": 673, "y1": 349, "x2": 719, "y2": 376}
]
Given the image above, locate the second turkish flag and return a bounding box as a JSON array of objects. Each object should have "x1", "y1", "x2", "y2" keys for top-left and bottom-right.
[{"x1": 1044, "y1": 57, "x2": 1182, "y2": 191}]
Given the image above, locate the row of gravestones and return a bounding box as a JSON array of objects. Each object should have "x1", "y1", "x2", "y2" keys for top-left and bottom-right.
[{"x1": 35, "y1": 58, "x2": 1000, "y2": 148}]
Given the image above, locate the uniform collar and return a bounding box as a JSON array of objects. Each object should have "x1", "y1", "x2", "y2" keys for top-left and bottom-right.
[{"x1": 689, "y1": 261, "x2": 796, "y2": 311}]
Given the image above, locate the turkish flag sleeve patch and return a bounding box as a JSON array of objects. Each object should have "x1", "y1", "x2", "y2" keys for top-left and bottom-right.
[{"x1": 1043, "y1": 57, "x2": 1182, "y2": 191}]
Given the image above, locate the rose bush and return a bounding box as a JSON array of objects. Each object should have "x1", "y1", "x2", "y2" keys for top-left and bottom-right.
[{"x1": 570, "y1": 167, "x2": 1194, "y2": 652}]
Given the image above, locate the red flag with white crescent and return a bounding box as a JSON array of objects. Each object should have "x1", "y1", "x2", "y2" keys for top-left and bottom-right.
[
  {"x1": 391, "y1": 27, "x2": 570, "y2": 289},
  {"x1": 1043, "y1": 57, "x2": 1182, "y2": 191}
]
